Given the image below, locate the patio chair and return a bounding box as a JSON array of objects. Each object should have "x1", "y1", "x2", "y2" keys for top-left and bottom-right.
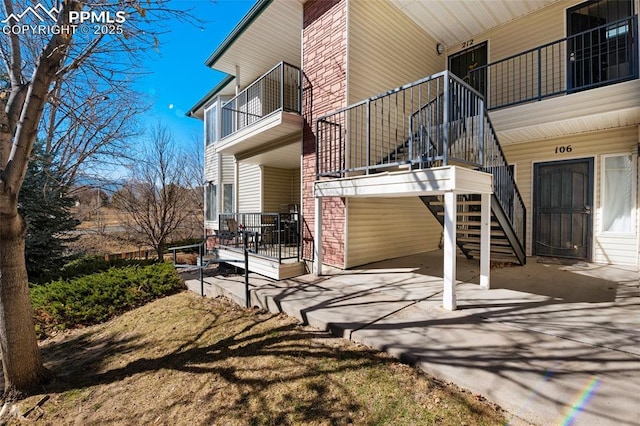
[
  {"x1": 218, "y1": 218, "x2": 240, "y2": 246},
  {"x1": 260, "y1": 215, "x2": 276, "y2": 248}
]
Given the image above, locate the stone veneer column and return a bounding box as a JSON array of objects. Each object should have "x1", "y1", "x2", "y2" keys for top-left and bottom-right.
[{"x1": 301, "y1": 0, "x2": 347, "y2": 268}]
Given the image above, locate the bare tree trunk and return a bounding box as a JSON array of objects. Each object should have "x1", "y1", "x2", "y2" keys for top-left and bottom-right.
[
  {"x1": 156, "y1": 240, "x2": 165, "y2": 262},
  {"x1": 0, "y1": 206, "x2": 48, "y2": 398}
]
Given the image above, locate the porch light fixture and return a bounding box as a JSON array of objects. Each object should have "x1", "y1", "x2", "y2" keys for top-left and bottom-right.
[{"x1": 436, "y1": 43, "x2": 445, "y2": 55}]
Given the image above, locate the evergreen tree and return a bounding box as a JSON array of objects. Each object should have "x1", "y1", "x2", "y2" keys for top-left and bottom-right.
[{"x1": 18, "y1": 145, "x2": 78, "y2": 280}]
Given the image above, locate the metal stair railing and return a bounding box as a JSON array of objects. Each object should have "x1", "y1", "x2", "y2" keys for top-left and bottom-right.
[
  {"x1": 168, "y1": 235, "x2": 219, "y2": 297},
  {"x1": 481, "y1": 112, "x2": 527, "y2": 262}
]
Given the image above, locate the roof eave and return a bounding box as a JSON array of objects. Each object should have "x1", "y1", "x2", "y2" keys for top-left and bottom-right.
[
  {"x1": 186, "y1": 74, "x2": 235, "y2": 118},
  {"x1": 204, "y1": 0, "x2": 274, "y2": 68}
]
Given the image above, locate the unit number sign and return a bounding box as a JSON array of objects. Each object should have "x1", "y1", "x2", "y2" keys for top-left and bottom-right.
[{"x1": 554, "y1": 145, "x2": 573, "y2": 154}]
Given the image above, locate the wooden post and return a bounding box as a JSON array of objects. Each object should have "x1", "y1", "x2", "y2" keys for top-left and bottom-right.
[
  {"x1": 443, "y1": 191, "x2": 457, "y2": 310},
  {"x1": 480, "y1": 193, "x2": 491, "y2": 289},
  {"x1": 243, "y1": 231, "x2": 250, "y2": 308},
  {"x1": 314, "y1": 196, "x2": 323, "y2": 276}
]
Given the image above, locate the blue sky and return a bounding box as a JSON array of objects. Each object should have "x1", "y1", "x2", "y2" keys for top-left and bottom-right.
[{"x1": 137, "y1": 0, "x2": 256, "y2": 148}]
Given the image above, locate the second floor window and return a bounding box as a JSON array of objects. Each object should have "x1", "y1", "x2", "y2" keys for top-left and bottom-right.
[{"x1": 205, "y1": 105, "x2": 217, "y2": 146}]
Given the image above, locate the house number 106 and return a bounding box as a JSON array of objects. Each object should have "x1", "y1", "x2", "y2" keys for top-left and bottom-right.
[{"x1": 555, "y1": 145, "x2": 572, "y2": 154}]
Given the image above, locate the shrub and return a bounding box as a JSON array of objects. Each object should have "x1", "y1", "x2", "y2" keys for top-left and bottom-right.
[
  {"x1": 31, "y1": 262, "x2": 184, "y2": 338},
  {"x1": 32, "y1": 255, "x2": 157, "y2": 284},
  {"x1": 166, "y1": 238, "x2": 203, "y2": 253}
]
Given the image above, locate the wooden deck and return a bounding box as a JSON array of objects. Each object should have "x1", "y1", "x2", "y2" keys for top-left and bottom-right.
[{"x1": 217, "y1": 247, "x2": 306, "y2": 280}]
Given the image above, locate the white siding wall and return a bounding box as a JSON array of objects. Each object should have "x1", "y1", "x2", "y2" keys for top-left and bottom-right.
[
  {"x1": 447, "y1": 0, "x2": 579, "y2": 61},
  {"x1": 346, "y1": 197, "x2": 442, "y2": 268},
  {"x1": 503, "y1": 126, "x2": 639, "y2": 266},
  {"x1": 238, "y1": 163, "x2": 262, "y2": 212},
  {"x1": 348, "y1": 0, "x2": 444, "y2": 103},
  {"x1": 204, "y1": 145, "x2": 217, "y2": 182},
  {"x1": 221, "y1": 154, "x2": 235, "y2": 182},
  {"x1": 263, "y1": 167, "x2": 300, "y2": 213}
]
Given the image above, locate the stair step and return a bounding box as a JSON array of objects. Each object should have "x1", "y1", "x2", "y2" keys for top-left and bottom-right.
[
  {"x1": 437, "y1": 211, "x2": 487, "y2": 217},
  {"x1": 456, "y1": 221, "x2": 500, "y2": 227},
  {"x1": 429, "y1": 200, "x2": 481, "y2": 207},
  {"x1": 467, "y1": 251, "x2": 519, "y2": 263},
  {"x1": 458, "y1": 236, "x2": 513, "y2": 246},
  {"x1": 462, "y1": 244, "x2": 516, "y2": 254},
  {"x1": 456, "y1": 229, "x2": 505, "y2": 237}
]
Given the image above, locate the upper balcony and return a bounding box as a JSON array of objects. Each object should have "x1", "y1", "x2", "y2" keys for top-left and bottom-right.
[
  {"x1": 469, "y1": 15, "x2": 639, "y2": 143},
  {"x1": 216, "y1": 62, "x2": 303, "y2": 156},
  {"x1": 469, "y1": 16, "x2": 638, "y2": 110}
]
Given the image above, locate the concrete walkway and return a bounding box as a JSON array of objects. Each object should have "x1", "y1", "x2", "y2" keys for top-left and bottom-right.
[{"x1": 185, "y1": 251, "x2": 640, "y2": 426}]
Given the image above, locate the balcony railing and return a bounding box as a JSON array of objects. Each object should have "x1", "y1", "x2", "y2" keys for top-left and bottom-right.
[
  {"x1": 221, "y1": 62, "x2": 302, "y2": 138},
  {"x1": 218, "y1": 212, "x2": 300, "y2": 263},
  {"x1": 470, "y1": 15, "x2": 638, "y2": 110}
]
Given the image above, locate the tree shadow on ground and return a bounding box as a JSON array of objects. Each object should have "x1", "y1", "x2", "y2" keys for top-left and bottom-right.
[{"x1": 20, "y1": 293, "x2": 499, "y2": 425}]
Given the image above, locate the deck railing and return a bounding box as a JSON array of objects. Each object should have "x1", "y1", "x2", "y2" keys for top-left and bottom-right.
[
  {"x1": 470, "y1": 15, "x2": 638, "y2": 110},
  {"x1": 221, "y1": 62, "x2": 301, "y2": 138},
  {"x1": 316, "y1": 71, "x2": 489, "y2": 178},
  {"x1": 316, "y1": 70, "x2": 526, "y2": 256},
  {"x1": 218, "y1": 212, "x2": 300, "y2": 263}
]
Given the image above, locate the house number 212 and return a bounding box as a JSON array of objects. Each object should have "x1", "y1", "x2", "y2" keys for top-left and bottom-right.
[{"x1": 555, "y1": 145, "x2": 572, "y2": 154}]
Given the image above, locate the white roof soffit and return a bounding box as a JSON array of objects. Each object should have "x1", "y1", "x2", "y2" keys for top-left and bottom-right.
[
  {"x1": 390, "y1": 0, "x2": 563, "y2": 48},
  {"x1": 207, "y1": 0, "x2": 302, "y2": 85}
]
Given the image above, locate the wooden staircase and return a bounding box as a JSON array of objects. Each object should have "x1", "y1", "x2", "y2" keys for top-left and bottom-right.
[{"x1": 420, "y1": 194, "x2": 526, "y2": 265}]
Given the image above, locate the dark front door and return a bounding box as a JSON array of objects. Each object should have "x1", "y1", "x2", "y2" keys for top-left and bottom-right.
[
  {"x1": 534, "y1": 159, "x2": 593, "y2": 260},
  {"x1": 448, "y1": 42, "x2": 488, "y2": 97}
]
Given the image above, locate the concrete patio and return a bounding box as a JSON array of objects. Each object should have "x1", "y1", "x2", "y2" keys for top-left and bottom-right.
[{"x1": 184, "y1": 250, "x2": 640, "y2": 426}]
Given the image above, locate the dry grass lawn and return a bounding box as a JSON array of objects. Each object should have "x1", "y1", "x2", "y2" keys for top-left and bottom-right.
[{"x1": 9, "y1": 292, "x2": 506, "y2": 425}]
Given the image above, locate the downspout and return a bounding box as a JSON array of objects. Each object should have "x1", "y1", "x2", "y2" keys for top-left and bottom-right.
[
  {"x1": 343, "y1": 0, "x2": 350, "y2": 269},
  {"x1": 216, "y1": 99, "x2": 224, "y2": 232},
  {"x1": 636, "y1": 125, "x2": 640, "y2": 269},
  {"x1": 234, "y1": 158, "x2": 239, "y2": 213}
]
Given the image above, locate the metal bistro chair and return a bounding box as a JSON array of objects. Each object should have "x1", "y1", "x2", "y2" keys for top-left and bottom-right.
[
  {"x1": 219, "y1": 217, "x2": 240, "y2": 247},
  {"x1": 260, "y1": 214, "x2": 277, "y2": 253}
]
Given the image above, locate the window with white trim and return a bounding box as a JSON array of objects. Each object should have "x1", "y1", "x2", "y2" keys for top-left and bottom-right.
[
  {"x1": 602, "y1": 154, "x2": 634, "y2": 233},
  {"x1": 205, "y1": 105, "x2": 217, "y2": 146},
  {"x1": 222, "y1": 183, "x2": 233, "y2": 214},
  {"x1": 205, "y1": 183, "x2": 217, "y2": 221}
]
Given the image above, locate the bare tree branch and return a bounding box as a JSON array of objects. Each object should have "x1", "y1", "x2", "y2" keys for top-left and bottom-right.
[
  {"x1": 0, "y1": 0, "x2": 204, "y2": 395},
  {"x1": 114, "y1": 124, "x2": 201, "y2": 259},
  {"x1": 3, "y1": 1, "x2": 81, "y2": 198}
]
